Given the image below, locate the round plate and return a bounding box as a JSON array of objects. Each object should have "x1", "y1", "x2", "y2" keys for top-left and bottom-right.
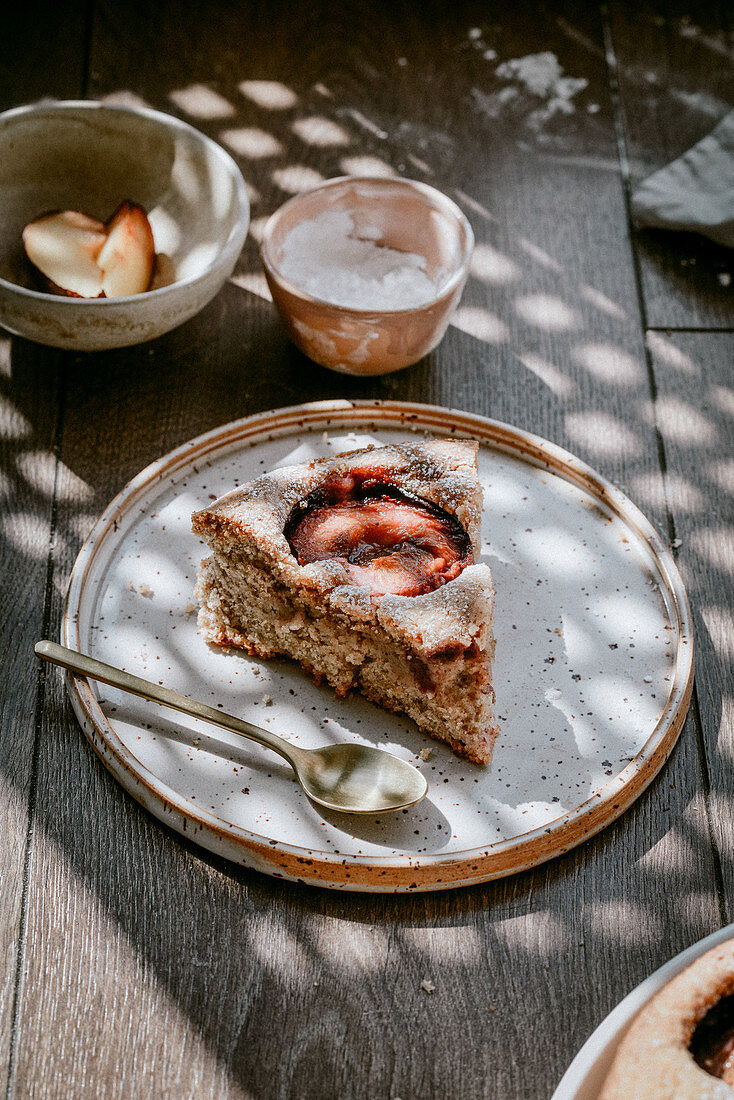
[
  {"x1": 551, "y1": 923, "x2": 734, "y2": 1099},
  {"x1": 63, "y1": 400, "x2": 694, "y2": 892}
]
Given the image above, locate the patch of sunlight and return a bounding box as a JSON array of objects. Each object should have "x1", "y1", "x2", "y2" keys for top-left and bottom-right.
[
  {"x1": 220, "y1": 127, "x2": 284, "y2": 158},
  {"x1": 402, "y1": 924, "x2": 481, "y2": 960},
  {"x1": 517, "y1": 525, "x2": 598, "y2": 577},
  {"x1": 518, "y1": 237, "x2": 563, "y2": 273},
  {"x1": 1, "y1": 511, "x2": 49, "y2": 558},
  {"x1": 709, "y1": 459, "x2": 734, "y2": 493},
  {"x1": 0, "y1": 338, "x2": 10, "y2": 378},
  {"x1": 710, "y1": 385, "x2": 734, "y2": 418},
  {"x1": 343, "y1": 109, "x2": 387, "y2": 139},
  {"x1": 247, "y1": 916, "x2": 304, "y2": 977},
  {"x1": 580, "y1": 284, "x2": 626, "y2": 319},
  {"x1": 272, "y1": 165, "x2": 326, "y2": 193},
  {"x1": 453, "y1": 189, "x2": 495, "y2": 222},
  {"x1": 66, "y1": 511, "x2": 99, "y2": 542},
  {"x1": 653, "y1": 396, "x2": 718, "y2": 444},
  {"x1": 176, "y1": 242, "x2": 220, "y2": 279},
  {"x1": 314, "y1": 923, "x2": 387, "y2": 972},
  {"x1": 147, "y1": 208, "x2": 181, "y2": 255},
  {"x1": 572, "y1": 343, "x2": 644, "y2": 385},
  {"x1": 248, "y1": 215, "x2": 271, "y2": 243},
  {"x1": 701, "y1": 606, "x2": 734, "y2": 661},
  {"x1": 451, "y1": 306, "x2": 509, "y2": 343},
  {"x1": 515, "y1": 293, "x2": 579, "y2": 331},
  {"x1": 15, "y1": 452, "x2": 92, "y2": 503},
  {"x1": 101, "y1": 90, "x2": 151, "y2": 109},
  {"x1": 493, "y1": 909, "x2": 568, "y2": 951},
  {"x1": 688, "y1": 527, "x2": 734, "y2": 575},
  {"x1": 313, "y1": 82, "x2": 333, "y2": 98},
  {"x1": 407, "y1": 153, "x2": 433, "y2": 175},
  {"x1": 629, "y1": 471, "x2": 703, "y2": 513},
  {"x1": 638, "y1": 826, "x2": 700, "y2": 873},
  {"x1": 588, "y1": 900, "x2": 665, "y2": 945},
  {"x1": 340, "y1": 155, "x2": 397, "y2": 177},
  {"x1": 0, "y1": 396, "x2": 32, "y2": 440},
  {"x1": 245, "y1": 181, "x2": 262, "y2": 206},
  {"x1": 646, "y1": 332, "x2": 698, "y2": 374},
  {"x1": 169, "y1": 83, "x2": 235, "y2": 119},
  {"x1": 470, "y1": 243, "x2": 521, "y2": 285},
  {"x1": 292, "y1": 116, "x2": 350, "y2": 147},
  {"x1": 171, "y1": 154, "x2": 203, "y2": 202},
  {"x1": 239, "y1": 80, "x2": 298, "y2": 109},
  {"x1": 565, "y1": 409, "x2": 642, "y2": 457},
  {"x1": 230, "y1": 272, "x2": 272, "y2": 301},
  {"x1": 516, "y1": 353, "x2": 576, "y2": 398},
  {"x1": 671, "y1": 87, "x2": 731, "y2": 118}
]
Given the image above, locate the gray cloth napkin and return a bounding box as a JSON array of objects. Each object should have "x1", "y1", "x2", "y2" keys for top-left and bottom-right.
[{"x1": 631, "y1": 109, "x2": 734, "y2": 248}]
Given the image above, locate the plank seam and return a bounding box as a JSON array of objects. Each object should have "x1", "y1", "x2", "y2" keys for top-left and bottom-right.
[
  {"x1": 691, "y1": 690, "x2": 729, "y2": 926},
  {"x1": 647, "y1": 327, "x2": 734, "y2": 334},
  {"x1": 5, "y1": 364, "x2": 66, "y2": 1100}
]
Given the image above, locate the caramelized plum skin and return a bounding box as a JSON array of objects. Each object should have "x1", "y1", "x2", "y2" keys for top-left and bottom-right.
[
  {"x1": 285, "y1": 476, "x2": 472, "y2": 597},
  {"x1": 690, "y1": 993, "x2": 734, "y2": 1083}
]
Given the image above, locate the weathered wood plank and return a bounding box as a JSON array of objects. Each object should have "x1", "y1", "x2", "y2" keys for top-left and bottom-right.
[
  {"x1": 646, "y1": 330, "x2": 734, "y2": 899},
  {"x1": 609, "y1": 1, "x2": 734, "y2": 329},
  {"x1": 8, "y1": 3, "x2": 725, "y2": 1099},
  {"x1": 0, "y1": 8, "x2": 88, "y2": 1095},
  {"x1": 0, "y1": 340, "x2": 63, "y2": 1096}
]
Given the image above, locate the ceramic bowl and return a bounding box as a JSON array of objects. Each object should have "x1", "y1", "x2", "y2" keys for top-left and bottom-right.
[
  {"x1": 0, "y1": 101, "x2": 249, "y2": 351},
  {"x1": 260, "y1": 176, "x2": 473, "y2": 375}
]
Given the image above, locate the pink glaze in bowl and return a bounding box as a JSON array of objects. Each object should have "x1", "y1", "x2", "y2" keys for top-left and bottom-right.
[{"x1": 260, "y1": 176, "x2": 474, "y2": 375}]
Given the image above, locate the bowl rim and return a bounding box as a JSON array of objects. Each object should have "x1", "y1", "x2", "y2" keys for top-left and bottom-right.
[
  {"x1": 0, "y1": 99, "x2": 250, "y2": 305},
  {"x1": 259, "y1": 174, "x2": 475, "y2": 316}
]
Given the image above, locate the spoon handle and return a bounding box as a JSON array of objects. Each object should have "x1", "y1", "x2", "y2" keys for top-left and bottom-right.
[{"x1": 34, "y1": 640, "x2": 300, "y2": 767}]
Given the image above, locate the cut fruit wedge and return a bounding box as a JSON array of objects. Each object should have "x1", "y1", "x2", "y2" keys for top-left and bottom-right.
[
  {"x1": 98, "y1": 201, "x2": 155, "y2": 298},
  {"x1": 22, "y1": 211, "x2": 107, "y2": 298},
  {"x1": 23, "y1": 201, "x2": 156, "y2": 299}
]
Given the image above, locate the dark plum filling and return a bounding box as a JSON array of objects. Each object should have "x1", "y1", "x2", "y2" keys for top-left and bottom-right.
[
  {"x1": 690, "y1": 994, "x2": 734, "y2": 1082},
  {"x1": 285, "y1": 475, "x2": 472, "y2": 597}
]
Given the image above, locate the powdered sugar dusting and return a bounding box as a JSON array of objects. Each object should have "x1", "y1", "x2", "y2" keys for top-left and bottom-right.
[
  {"x1": 277, "y1": 209, "x2": 443, "y2": 309},
  {"x1": 472, "y1": 51, "x2": 588, "y2": 132}
]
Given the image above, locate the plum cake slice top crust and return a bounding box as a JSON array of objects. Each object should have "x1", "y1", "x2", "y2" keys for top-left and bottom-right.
[{"x1": 192, "y1": 438, "x2": 498, "y2": 764}]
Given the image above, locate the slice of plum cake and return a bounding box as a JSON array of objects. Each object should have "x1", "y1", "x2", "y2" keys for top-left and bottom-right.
[{"x1": 192, "y1": 438, "x2": 498, "y2": 764}]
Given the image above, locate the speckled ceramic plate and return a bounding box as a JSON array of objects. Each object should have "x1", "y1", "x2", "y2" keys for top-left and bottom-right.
[
  {"x1": 62, "y1": 400, "x2": 693, "y2": 892},
  {"x1": 551, "y1": 924, "x2": 734, "y2": 1099}
]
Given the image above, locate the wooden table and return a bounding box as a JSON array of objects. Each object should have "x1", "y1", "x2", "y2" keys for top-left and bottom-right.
[{"x1": 2, "y1": 4, "x2": 733, "y2": 1097}]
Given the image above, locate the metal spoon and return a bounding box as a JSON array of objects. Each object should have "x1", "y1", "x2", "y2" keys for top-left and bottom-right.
[{"x1": 35, "y1": 640, "x2": 428, "y2": 814}]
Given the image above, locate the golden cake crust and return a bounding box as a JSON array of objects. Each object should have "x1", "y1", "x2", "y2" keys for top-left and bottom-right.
[
  {"x1": 600, "y1": 940, "x2": 734, "y2": 1100},
  {"x1": 192, "y1": 438, "x2": 489, "y2": 655}
]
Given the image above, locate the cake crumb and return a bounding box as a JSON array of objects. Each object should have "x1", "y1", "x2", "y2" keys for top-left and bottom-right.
[
  {"x1": 263, "y1": 694, "x2": 273, "y2": 706},
  {"x1": 129, "y1": 582, "x2": 137, "y2": 593},
  {"x1": 138, "y1": 583, "x2": 154, "y2": 598},
  {"x1": 421, "y1": 979, "x2": 436, "y2": 994},
  {"x1": 184, "y1": 601, "x2": 197, "y2": 616},
  {"x1": 420, "y1": 747, "x2": 433, "y2": 761}
]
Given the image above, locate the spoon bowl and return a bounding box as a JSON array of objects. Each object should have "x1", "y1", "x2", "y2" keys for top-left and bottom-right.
[
  {"x1": 292, "y1": 741, "x2": 428, "y2": 814},
  {"x1": 35, "y1": 640, "x2": 428, "y2": 815}
]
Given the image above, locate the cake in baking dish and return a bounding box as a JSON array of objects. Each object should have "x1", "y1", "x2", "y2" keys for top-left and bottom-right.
[{"x1": 191, "y1": 438, "x2": 498, "y2": 764}]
